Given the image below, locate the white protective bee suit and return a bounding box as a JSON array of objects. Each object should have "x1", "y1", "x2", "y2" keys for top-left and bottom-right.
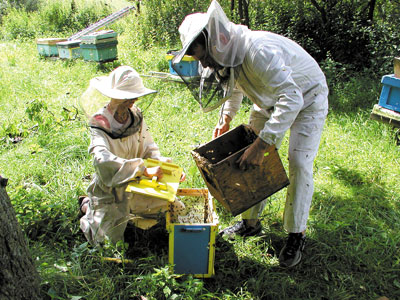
[{"x1": 176, "y1": 0, "x2": 329, "y2": 233}]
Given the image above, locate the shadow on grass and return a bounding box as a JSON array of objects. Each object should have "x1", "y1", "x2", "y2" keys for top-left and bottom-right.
[
  {"x1": 124, "y1": 219, "x2": 169, "y2": 259},
  {"x1": 307, "y1": 162, "x2": 399, "y2": 299},
  {"x1": 200, "y1": 161, "x2": 398, "y2": 299},
  {"x1": 67, "y1": 161, "x2": 398, "y2": 300}
]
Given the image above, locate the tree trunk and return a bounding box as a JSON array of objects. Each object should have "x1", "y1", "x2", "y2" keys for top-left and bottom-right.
[
  {"x1": 367, "y1": 0, "x2": 376, "y2": 23},
  {"x1": 0, "y1": 177, "x2": 41, "y2": 300},
  {"x1": 242, "y1": 0, "x2": 249, "y2": 27}
]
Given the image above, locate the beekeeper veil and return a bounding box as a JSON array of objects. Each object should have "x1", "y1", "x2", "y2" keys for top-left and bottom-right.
[
  {"x1": 172, "y1": 0, "x2": 249, "y2": 112},
  {"x1": 79, "y1": 66, "x2": 157, "y2": 139}
]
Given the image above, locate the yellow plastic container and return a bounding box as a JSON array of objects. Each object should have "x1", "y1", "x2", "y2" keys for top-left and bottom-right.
[
  {"x1": 125, "y1": 159, "x2": 183, "y2": 202},
  {"x1": 165, "y1": 54, "x2": 196, "y2": 62}
]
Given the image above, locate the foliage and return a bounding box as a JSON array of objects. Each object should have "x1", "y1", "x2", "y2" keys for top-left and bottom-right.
[
  {"x1": 0, "y1": 0, "x2": 39, "y2": 22},
  {"x1": 0, "y1": 0, "x2": 124, "y2": 40},
  {"x1": 37, "y1": 0, "x2": 112, "y2": 36},
  {"x1": 0, "y1": 7, "x2": 41, "y2": 39},
  {"x1": 130, "y1": 0, "x2": 210, "y2": 49},
  {"x1": 0, "y1": 38, "x2": 399, "y2": 299},
  {"x1": 250, "y1": 0, "x2": 400, "y2": 73},
  {"x1": 1, "y1": 0, "x2": 400, "y2": 74}
]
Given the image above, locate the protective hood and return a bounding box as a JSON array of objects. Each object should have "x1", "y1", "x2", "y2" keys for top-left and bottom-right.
[
  {"x1": 172, "y1": 0, "x2": 249, "y2": 112},
  {"x1": 173, "y1": 0, "x2": 249, "y2": 68}
]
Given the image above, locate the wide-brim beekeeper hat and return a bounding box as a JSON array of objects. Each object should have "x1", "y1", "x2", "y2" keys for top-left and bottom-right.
[
  {"x1": 172, "y1": 12, "x2": 209, "y2": 66},
  {"x1": 90, "y1": 65, "x2": 157, "y2": 100}
]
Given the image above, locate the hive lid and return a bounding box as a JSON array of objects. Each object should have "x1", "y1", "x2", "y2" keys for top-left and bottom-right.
[
  {"x1": 80, "y1": 30, "x2": 118, "y2": 41},
  {"x1": 37, "y1": 38, "x2": 67, "y2": 45},
  {"x1": 57, "y1": 40, "x2": 81, "y2": 46}
]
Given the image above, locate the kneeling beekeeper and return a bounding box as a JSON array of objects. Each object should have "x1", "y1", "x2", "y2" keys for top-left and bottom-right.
[
  {"x1": 172, "y1": 0, "x2": 329, "y2": 267},
  {"x1": 79, "y1": 66, "x2": 184, "y2": 245}
]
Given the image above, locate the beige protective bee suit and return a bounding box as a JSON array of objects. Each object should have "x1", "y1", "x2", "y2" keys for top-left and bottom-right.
[
  {"x1": 79, "y1": 66, "x2": 183, "y2": 245},
  {"x1": 80, "y1": 106, "x2": 175, "y2": 244},
  {"x1": 176, "y1": 0, "x2": 329, "y2": 233}
]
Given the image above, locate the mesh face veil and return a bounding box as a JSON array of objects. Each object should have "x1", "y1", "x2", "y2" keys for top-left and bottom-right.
[
  {"x1": 172, "y1": 31, "x2": 235, "y2": 112},
  {"x1": 79, "y1": 66, "x2": 153, "y2": 139},
  {"x1": 172, "y1": 0, "x2": 249, "y2": 112}
]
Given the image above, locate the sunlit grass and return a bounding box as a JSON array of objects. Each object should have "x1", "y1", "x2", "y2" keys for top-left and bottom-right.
[{"x1": 0, "y1": 38, "x2": 399, "y2": 299}]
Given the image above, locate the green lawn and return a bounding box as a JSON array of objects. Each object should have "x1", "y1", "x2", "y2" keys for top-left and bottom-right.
[{"x1": 0, "y1": 40, "x2": 399, "y2": 300}]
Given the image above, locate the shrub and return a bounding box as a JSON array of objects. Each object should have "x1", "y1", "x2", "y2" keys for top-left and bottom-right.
[
  {"x1": 38, "y1": 0, "x2": 112, "y2": 36},
  {"x1": 0, "y1": 0, "x2": 39, "y2": 22},
  {"x1": 0, "y1": 7, "x2": 41, "y2": 39},
  {"x1": 249, "y1": 0, "x2": 400, "y2": 74},
  {"x1": 132, "y1": 0, "x2": 210, "y2": 49}
]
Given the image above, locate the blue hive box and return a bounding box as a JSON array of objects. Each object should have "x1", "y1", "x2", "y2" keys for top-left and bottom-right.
[
  {"x1": 37, "y1": 38, "x2": 67, "y2": 57},
  {"x1": 166, "y1": 53, "x2": 199, "y2": 77},
  {"x1": 166, "y1": 188, "x2": 218, "y2": 278},
  {"x1": 378, "y1": 75, "x2": 400, "y2": 113}
]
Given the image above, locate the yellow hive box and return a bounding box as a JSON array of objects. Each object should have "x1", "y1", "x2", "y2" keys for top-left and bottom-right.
[
  {"x1": 166, "y1": 188, "x2": 219, "y2": 278},
  {"x1": 125, "y1": 159, "x2": 183, "y2": 202}
]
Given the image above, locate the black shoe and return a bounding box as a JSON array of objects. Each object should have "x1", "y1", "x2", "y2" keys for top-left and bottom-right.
[
  {"x1": 78, "y1": 196, "x2": 89, "y2": 219},
  {"x1": 219, "y1": 220, "x2": 262, "y2": 239},
  {"x1": 279, "y1": 232, "x2": 306, "y2": 268}
]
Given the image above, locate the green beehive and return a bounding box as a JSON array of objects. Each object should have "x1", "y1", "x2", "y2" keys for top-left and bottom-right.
[
  {"x1": 79, "y1": 30, "x2": 118, "y2": 62},
  {"x1": 57, "y1": 40, "x2": 81, "y2": 59},
  {"x1": 37, "y1": 38, "x2": 67, "y2": 57},
  {"x1": 80, "y1": 30, "x2": 118, "y2": 44},
  {"x1": 80, "y1": 40, "x2": 118, "y2": 62}
]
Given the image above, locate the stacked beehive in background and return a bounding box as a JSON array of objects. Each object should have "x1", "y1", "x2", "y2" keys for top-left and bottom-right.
[
  {"x1": 36, "y1": 30, "x2": 118, "y2": 62},
  {"x1": 79, "y1": 30, "x2": 118, "y2": 62}
]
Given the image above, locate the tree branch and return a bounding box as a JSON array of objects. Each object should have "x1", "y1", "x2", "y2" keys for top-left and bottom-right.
[{"x1": 310, "y1": 0, "x2": 327, "y2": 24}]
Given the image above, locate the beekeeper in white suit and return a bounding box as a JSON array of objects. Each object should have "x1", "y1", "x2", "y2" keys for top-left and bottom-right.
[
  {"x1": 172, "y1": 0, "x2": 328, "y2": 267},
  {"x1": 79, "y1": 66, "x2": 185, "y2": 245}
]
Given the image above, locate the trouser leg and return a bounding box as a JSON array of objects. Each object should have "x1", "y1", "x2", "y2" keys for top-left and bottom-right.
[
  {"x1": 241, "y1": 107, "x2": 283, "y2": 220},
  {"x1": 80, "y1": 200, "x2": 129, "y2": 245},
  {"x1": 283, "y1": 106, "x2": 327, "y2": 233},
  {"x1": 240, "y1": 100, "x2": 327, "y2": 226}
]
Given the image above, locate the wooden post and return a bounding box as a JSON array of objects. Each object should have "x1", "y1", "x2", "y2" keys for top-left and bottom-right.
[
  {"x1": 0, "y1": 176, "x2": 41, "y2": 300},
  {"x1": 394, "y1": 57, "x2": 400, "y2": 78}
]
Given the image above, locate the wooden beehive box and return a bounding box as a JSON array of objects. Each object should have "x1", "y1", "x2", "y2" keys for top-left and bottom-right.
[
  {"x1": 191, "y1": 124, "x2": 289, "y2": 216},
  {"x1": 166, "y1": 188, "x2": 218, "y2": 278},
  {"x1": 57, "y1": 40, "x2": 81, "y2": 59},
  {"x1": 80, "y1": 41, "x2": 118, "y2": 62},
  {"x1": 80, "y1": 30, "x2": 118, "y2": 62}
]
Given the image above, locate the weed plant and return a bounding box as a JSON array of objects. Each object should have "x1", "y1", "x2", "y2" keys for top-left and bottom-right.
[{"x1": 0, "y1": 20, "x2": 399, "y2": 300}]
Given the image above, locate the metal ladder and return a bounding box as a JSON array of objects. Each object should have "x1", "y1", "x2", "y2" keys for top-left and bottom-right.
[{"x1": 68, "y1": 6, "x2": 135, "y2": 41}]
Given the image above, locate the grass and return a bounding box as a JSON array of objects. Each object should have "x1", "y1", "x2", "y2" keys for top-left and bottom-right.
[{"x1": 0, "y1": 37, "x2": 399, "y2": 300}]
